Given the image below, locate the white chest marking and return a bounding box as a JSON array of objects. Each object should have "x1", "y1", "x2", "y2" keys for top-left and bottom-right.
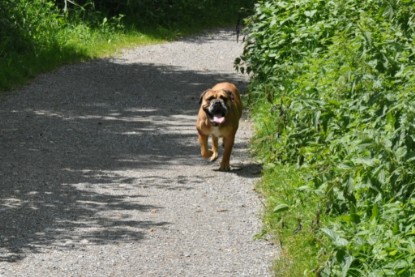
[{"x1": 210, "y1": 126, "x2": 222, "y2": 137}]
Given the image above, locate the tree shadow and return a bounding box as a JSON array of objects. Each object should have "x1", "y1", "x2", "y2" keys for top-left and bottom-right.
[
  {"x1": 0, "y1": 58, "x2": 248, "y2": 262},
  {"x1": 177, "y1": 28, "x2": 241, "y2": 44}
]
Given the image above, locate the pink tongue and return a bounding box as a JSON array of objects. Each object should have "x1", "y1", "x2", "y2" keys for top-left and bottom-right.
[{"x1": 213, "y1": 116, "x2": 225, "y2": 124}]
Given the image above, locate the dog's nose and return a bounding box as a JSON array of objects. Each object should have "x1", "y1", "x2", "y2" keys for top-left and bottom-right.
[
  {"x1": 212, "y1": 102, "x2": 223, "y2": 111},
  {"x1": 212, "y1": 100, "x2": 223, "y2": 107}
]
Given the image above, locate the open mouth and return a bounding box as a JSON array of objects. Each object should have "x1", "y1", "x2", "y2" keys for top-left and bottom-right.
[
  {"x1": 205, "y1": 109, "x2": 226, "y2": 124},
  {"x1": 211, "y1": 113, "x2": 225, "y2": 124}
]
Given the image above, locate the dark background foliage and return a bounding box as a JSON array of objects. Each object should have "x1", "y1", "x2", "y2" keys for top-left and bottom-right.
[
  {"x1": 55, "y1": 0, "x2": 253, "y2": 27},
  {"x1": 0, "y1": 0, "x2": 254, "y2": 91}
]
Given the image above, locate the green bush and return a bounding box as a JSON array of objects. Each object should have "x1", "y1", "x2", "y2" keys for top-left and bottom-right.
[
  {"x1": 238, "y1": 0, "x2": 415, "y2": 275},
  {"x1": 1, "y1": 0, "x2": 254, "y2": 91},
  {"x1": 64, "y1": 0, "x2": 253, "y2": 27},
  {"x1": 0, "y1": 0, "x2": 107, "y2": 90},
  {"x1": 0, "y1": 0, "x2": 63, "y2": 56}
]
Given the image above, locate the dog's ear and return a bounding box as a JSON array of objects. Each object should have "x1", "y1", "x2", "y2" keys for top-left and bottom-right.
[
  {"x1": 224, "y1": 89, "x2": 235, "y2": 102},
  {"x1": 199, "y1": 89, "x2": 209, "y2": 105}
]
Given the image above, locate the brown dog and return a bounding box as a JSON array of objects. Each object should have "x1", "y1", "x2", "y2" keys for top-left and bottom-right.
[{"x1": 196, "y1": 82, "x2": 243, "y2": 171}]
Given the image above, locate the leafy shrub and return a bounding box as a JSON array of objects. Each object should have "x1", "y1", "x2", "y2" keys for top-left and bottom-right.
[
  {"x1": 1, "y1": 0, "x2": 255, "y2": 90},
  {"x1": 0, "y1": 0, "x2": 63, "y2": 57},
  {"x1": 56, "y1": 0, "x2": 253, "y2": 28},
  {"x1": 238, "y1": 0, "x2": 415, "y2": 275}
]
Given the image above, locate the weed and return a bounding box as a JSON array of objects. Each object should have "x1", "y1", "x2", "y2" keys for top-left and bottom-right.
[
  {"x1": 239, "y1": 0, "x2": 415, "y2": 275},
  {"x1": 0, "y1": 0, "x2": 255, "y2": 92}
]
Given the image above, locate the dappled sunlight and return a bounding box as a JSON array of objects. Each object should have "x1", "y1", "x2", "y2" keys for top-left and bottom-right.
[{"x1": 0, "y1": 57, "x2": 247, "y2": 262}]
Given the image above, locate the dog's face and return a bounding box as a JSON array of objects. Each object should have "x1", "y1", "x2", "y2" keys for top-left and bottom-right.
[{"x1": 200, "y1": 89, "x2": 233, "y2": 125}]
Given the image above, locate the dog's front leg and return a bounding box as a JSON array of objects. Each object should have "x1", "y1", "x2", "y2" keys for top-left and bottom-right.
[
  {"x1": 210, "y1": 135, "x2": 219, "y2": 162},
  {"x1": 198, "y1": 131, "x2": 212, "y2": 159},
  {"x1": 219, "y1": 135, "x2": 235, "y2": 171}
]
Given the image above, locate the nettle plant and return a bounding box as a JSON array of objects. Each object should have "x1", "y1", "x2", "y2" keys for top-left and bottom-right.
[{"x1": 238, "y1": 0, "x2": 415, "y2": 275}]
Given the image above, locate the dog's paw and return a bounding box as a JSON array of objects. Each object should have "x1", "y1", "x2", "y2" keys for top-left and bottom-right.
[
  {"x1": 202, "y1": 150, "x2": 213, "y2": 159},
  {"x1": 209, "y1": 151, "x2": 218, "y2": 162},
  {"x1": 219, "y1": 163, "x2": 231, "y2": 172}
]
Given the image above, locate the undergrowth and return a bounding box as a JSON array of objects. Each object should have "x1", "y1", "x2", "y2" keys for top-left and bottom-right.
[
  {"x1": 0, "y1": 0, "x2": 254, "y2": 92},
  {"x1": 238, "y1": 0, "x2": 415, "y2": 276},
  {"x1": 255, "y1": 164, "x2": 325, "y2": 276}
]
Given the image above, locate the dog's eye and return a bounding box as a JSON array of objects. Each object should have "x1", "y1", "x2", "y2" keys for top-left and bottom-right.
[
  {"x1": 207, "y1": 96, "x2": 215, "y2": 101},
  {"x1": 219, "y1": 95, "x2": 228, "y2": 101}
]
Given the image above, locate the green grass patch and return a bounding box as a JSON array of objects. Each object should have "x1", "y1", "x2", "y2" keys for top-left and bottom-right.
[
  {"x1": 252, "y1": 101, "x2": 330, "y2": 275},
  {"x1": 0, "y1": 28, "x2": 163, "y2": 92},
  {"x1": 256, "y1": 164, "x2": 325, "y2": 276},
  {"x1": 0, "y1": 0, "x2": 254, "y2": 92}
]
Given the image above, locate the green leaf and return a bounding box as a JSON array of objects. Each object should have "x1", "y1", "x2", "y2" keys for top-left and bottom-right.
[
  {"x1": 352, "y1": 157, "x2": 376, "y2": 167},
  {"x1": 371, "y1": 204, "x2": 379, "y2": 222},
  {"x1": 321, "y1": 228, "x2": 349, "y2": 247},
  {"x1": 304, "y1": 10, "x2": 317, "y2": 18},
  {"x1": 341, "y1": 255, "x2": 354, "y2": 277},
  {"x1": 273, "y1": 204, "x2": 289, "y2": 213}
]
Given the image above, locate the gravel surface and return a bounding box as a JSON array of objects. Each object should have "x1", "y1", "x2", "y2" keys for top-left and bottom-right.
[{"x1": 0, "y1": 29, "x2": 275, "y2": 276}]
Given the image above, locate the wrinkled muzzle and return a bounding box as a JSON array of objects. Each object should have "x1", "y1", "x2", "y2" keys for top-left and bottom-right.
[{"x1": 204, "y1": 99, "x2": 228, "y2": 124}]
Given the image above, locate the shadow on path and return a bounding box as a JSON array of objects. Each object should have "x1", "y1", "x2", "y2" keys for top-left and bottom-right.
[{"x1": 0, "y1": 58, "x2": 247, "y2": 262}]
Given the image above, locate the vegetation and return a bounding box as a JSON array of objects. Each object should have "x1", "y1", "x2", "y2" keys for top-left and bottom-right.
[
  {"x1": 0, "y1": 0, "x2": 254, "y2": 91},
  {"x1": 237, "y1": 0, "x2": 415, "y2": 275},
  {"x1": 5, "y1": 0, "x2": 415, "y2": 275}
]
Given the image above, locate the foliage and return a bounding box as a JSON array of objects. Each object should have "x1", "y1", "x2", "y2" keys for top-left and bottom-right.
[
  {"x1": 0, "y1": 0, "x2": 63, "y2": 56},
  {"x1": 0, "y1": 0, "x2": 254, "y2": 91},
  {"x1": 62, "y1": 0, "x2": 253, "y2": 28},
  {"x1": 255, "y1": 164, "x2": 326, "y2": 276},
  {"x1": 238, "y1": 0, "x2": 415, "y2": 275},
  {"x1": 0, "y1": 0, "x2": 124, "y2": 90}
]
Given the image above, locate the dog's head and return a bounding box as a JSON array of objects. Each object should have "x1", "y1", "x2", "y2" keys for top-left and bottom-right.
[{"x1": 199, "y1": 89, "x2": 234, "y2": 125}]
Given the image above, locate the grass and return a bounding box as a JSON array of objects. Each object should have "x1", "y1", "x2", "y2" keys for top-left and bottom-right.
[
  {"x1": 0, "y1": 27, "x2": 173, "y2": 92},
  {"x1": 256, "y1": 164, "x2": 328, "y2": 276},
  {"x1": 249, "y1": 99, "x2": 332, "y2": 276},
  {"x1": 0, "y1": 0, "x2": 253, "y2": 93}
]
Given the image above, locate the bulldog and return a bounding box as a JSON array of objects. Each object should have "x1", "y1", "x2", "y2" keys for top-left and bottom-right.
[{"x1": 196, "y1": 82, "x2": 243, "y2": 171}]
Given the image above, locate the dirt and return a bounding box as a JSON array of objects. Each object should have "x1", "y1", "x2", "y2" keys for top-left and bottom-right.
[{"x1": 0, "y1": 29, "x2": 275, "y2": 277}]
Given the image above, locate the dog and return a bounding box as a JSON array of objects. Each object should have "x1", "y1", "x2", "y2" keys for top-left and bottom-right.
[{"x1": 196, "y1": 82, "x2": 243, "y2": 171}]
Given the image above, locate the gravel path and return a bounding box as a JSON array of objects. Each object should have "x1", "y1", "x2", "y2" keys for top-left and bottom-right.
[{"x1": 0, "y1": 29, "x2": 275, "y2": 276}]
